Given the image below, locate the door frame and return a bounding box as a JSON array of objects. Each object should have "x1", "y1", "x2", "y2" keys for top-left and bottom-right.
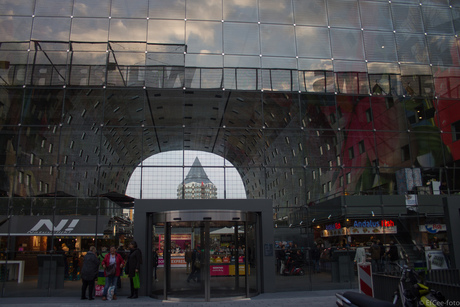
[{"x1": 133, "y1": 199, "x2": 275, "y2": 299}]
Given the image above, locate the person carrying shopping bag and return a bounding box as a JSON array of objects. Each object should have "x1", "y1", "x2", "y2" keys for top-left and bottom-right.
[
  {"x1": 101, "y1": 245, "x2": 125, "y2": 301},
  {"x1": 125, "y1": 240, "x2": 142, "y2": 299}
]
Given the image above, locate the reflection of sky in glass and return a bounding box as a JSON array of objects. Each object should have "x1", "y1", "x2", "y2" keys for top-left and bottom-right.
[{"x1": 126, "y1": 150, "x2": 246, "y2": 199}]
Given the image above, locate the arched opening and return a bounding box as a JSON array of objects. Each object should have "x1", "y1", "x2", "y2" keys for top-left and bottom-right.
[{"x1": 126, "y1": 150, "x2": 246, "y2": 200}]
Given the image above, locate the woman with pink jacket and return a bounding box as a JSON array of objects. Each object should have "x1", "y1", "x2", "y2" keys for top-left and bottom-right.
[{"x1": 101, "y1": 245, "x2": 125, "y2": 300}]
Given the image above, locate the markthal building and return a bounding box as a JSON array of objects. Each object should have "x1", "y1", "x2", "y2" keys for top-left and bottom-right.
[{"x1": 1, "y1": 0, "x2": 460, "y2": 301}]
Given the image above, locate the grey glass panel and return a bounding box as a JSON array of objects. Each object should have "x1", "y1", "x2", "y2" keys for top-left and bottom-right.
[
  {"x1": 363, "y1": 31, "x2": 398, "y2": 63},
  {"x1": 399, "y1": 63, "x2": 431, "y2": 75},
  {"x1": 395, "y1": 33, "x2": 429, "y2": 64},
  {"x1": 34, "y1": 0, "x2": 73, "y2": 16},
  {"x1": 223, "y1": 55, "x2": 260, "y2": 68},
  {"x1": 186, "y1": 21, "x2": 222, "y2": 54},
  {"x1": 327, "y1": 0, "x2": 361, "y2": 29},
  {"x1": 391, "y1": 0, "x2": 420, "y2": 3},
  {"x1": 111, "y1": 0, "x2": 148, "y2": 18},
  {"x1": 224, "y1": 23, "x2": 259, "y2": 55},
  {"x1": 293, "y1": 0, "x2": 327, "y2": 26},
  {"x1": 360, "y1": 1, "x2": 393, "y2": 31},
  {"x1": 330, "y1": 29, "x2": 365, "y2": 61},
  {"x1": 259, "y1": 0, "x2": 293, "y2": 24},
  {"x1": 367, "y1": 62, "x2": 401, "y2": 75},
  {"x1": 391, "y1": 4, "x2": 424, "y2": 33},
  {"x1": 427, "y1": 35, "x2": 458, "y2": 66},
  {"x1": 149, "y1": 0, "x2": 185, "y2": 19},
  {"x1": 0, "y1": 17, "x2": 32, "y2": 41},
  {"x1": 422, "y1": 6, "x2": 454, "y2": 34},
  {"x1": 73, "y1": 0, "x2": 110, "y2": 17},
  {"x1": 70, "y1": 18, "x2": 109, "y2": 42},
  {"x1": 109, "y1": 19, "x2": 147, "y2": 42},
  {"x1": 148, "y1": 20, "x2": 185, "y2": 44},
  {"x1": 223, "y1": 0, "x2": 258, "y2": 22},
  {"x1": 453, "y1": 8, "x2": 460, "y2": 35},
  {"x1": 261, "y1": 57, "x2": 296, "y2": 69},
  {"x1": 223, "y1": 67, "x2": 260, "y2": 89},
  {"x1": 186, "y1": 0, "x2": 222, "y2": 20},
  {"x1": 297, "y1": 58, "x2": 333, "y2": 70},
  {"x1": 0, "y1": 0, "x2": 34, "y2": 15},
  {"x1": 260, "y1": 24, "x2": 295, "y2": 56},
  {"x1": 296, "y1": 26, "x2": 331, "y2": 59},
  {"x1": 185, "y1": 54, "x2": 222, "y2": 67},
  {"x1": 421, "y1": 0, "x2": 449, "y2": 5},
  {"x1": 31, "y1": 17, "x2": 71, "y2": 41},
  {"x1": 261, "y1": 68, "x2": 299, "y2": 91},
  {"x1": 147, "y1": 53, "x2": 185, "y2": 66}
]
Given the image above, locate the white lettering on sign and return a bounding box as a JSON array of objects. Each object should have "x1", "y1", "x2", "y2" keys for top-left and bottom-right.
[{"x1": 27, "y1": 219, "x2": 79, "y2": 234}]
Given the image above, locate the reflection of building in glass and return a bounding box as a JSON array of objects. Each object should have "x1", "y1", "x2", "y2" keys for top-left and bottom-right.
[
  {"x1": 177, "y1": 157, "x2": 217, "y2": 199},
  {"x1": 1, "y1": 0, "x2": 460, "y2": 295}
]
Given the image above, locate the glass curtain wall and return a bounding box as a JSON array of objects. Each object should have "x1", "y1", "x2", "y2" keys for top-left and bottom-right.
[{"x1": 0, "y1": 0, "x2": 458, "y2": 297}]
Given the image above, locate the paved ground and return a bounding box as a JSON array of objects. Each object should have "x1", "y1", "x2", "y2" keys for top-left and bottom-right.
[{"x1": 0, "y1": 289, "x2": 341, "y2": 307}]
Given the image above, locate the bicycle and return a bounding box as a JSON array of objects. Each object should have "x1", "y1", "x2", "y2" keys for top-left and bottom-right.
[{"x1": 391, "y1": 263, "x2": 445, "y2": 307}]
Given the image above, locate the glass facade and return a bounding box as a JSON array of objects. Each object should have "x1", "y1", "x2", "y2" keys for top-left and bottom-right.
[{"x1": 0, "y1": 0, "x2": 458, "y2": 297}]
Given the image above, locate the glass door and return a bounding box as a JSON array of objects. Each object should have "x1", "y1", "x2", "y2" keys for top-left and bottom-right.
[{"x1": 150, "y1": 212, "x2": 259, "y2": 301}]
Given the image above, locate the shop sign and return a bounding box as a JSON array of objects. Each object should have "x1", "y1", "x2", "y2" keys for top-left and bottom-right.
[
  {"x1": 419, "y1": 224, "x2": 446, "y2": 233},
  {"x1": 321, "y1": 227, "x2": 348, "y2": 237},
  {"x1": 348, "y1": 226, "x2": 397, "y2": 235},
  {"x1": 425, "y1": 250, "x2": 448, "y2": 269},
  {"x1": 352, "y1": 220, "x2": 394, "y2": 228},
  {"x1": 0, "y1": 215, "x2": 109, "y2": 236},
  {"x1": 325, "y1": 223, "x2": 342, "y2": 230}
]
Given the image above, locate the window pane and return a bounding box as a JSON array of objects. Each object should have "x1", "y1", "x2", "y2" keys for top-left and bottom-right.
[
  {"x1": 360, "y1": 1, "x2": 393, "y2": 31},
  {"x1": 392, "y1": 4, "x2": 424, "y2": 33},
  {"x1": 363, "y1": 31, "x2": 398, "y2": 63},
  {"x1": 427, "y1": 35, "x2": 458, "y2": 66},
  {"x1": 293, "y1": 0, "x2": 327, "y2": 26},
  {"x1": 330, "y1": 28, "x2": 365, "y2": 61},
  {"x1": 32, "y1": 17, "x2": 71, "y2": 41},
  {"x1": 109, "y1": 19, "x2": 147, "y2": 42},
  {"x1": 260, "y1": 24, "x2": 295, "y2": 56},
  {"x1": 296, "y1": 26, "x2": 331, "y2": 59},
  {"x1": 186, "y1": 0, "x2": 221, "y2": 20},
  {"x1": 73, "y1": 0, "x2": 111, "y2": 17},
  {"x1": 327, "y1": 0, "x2": 360, "y2": 29},
  {"x1": 186, "y1": 21, "x2": 222, "y2": 54},
  {"x1": 395, "y1": 33, "x2": 429, "y2": 64},
  {"x1": 422, "y1": 6, "x2": 454, "y2": 34},
  {"x1": 149, "y1": 0, "x2": 185, "y2": 19},
  {"x1": 34, "y1": 0, "x2": 73, "y2": 16},
  {"x1": 0, "y1": 17, "x2": 33, "y2": 41},
  {"x1": 224, "y1": 23, "x2": 259, "y2": 55},
  {"x1": 223, "y1": 0, "x2": 258, "y2": 22},
  {"x1": 70, "y1": 18, "x2": 109, "y2": 42},
  {"x1": 148, "y1": 20, "x2": 185, "y2": 44},
  {"x1": 259, "y1": 0, "x2": 293, "y2": 24},
  {"x1": 0, "y1": 0, "x2": 34, "y2": 15},
  {"x1": 111, "y1": 0, "x2": 148, "y2": 18}
]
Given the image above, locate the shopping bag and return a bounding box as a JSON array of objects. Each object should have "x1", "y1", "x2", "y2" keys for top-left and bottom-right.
[
  {"x1": 107, "y1": 285, "x2": 115, "y2": 300},
  {"x1": 133, "y1": 272, "x2": 140, "y2": 289},
  {"x1": 95, "y1": 284, "x2": 104, "y2": 297}
]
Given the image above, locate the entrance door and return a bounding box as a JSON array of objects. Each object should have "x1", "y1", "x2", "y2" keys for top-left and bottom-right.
[{"x1": 149, "y1": 211, "x2": 258, "y2": 301}]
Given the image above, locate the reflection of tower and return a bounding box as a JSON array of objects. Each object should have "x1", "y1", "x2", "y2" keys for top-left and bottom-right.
[{"x1": 177, "y1": 157, "x2": 217, "y2": 199}]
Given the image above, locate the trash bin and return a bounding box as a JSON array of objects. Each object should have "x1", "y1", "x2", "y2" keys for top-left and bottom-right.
[{"x1": 37, "y1": 254, "x2": 65, "y2": 289}]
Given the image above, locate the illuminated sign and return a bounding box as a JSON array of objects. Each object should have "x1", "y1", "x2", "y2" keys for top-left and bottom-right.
[
  {"x1": 353, "y1": 220, "x2": 394, "y2": 228},
  {"x1": 325, "y1": 223, "x2": 341, "y2": 230}
]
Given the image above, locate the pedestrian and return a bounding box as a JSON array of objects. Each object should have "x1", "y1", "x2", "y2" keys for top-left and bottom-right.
[
  {"x1": 311, "y1": 244, "x2": 321, "y2": 273},
  {"x1": 185, "y1": 244, "x2": 192, "y2": 274},
  {"x1": 369, "y1": 240, "x2": 381, "y2": 273},
  {"x1": 101, "y1": 245, "x2": 125, "y2": 301},
  {"x1": 125, "y1": 240, "x2": 142, "y2": 299},
  {"x1": 153, "y1": 247, "x2": 159, "y2": 281},
  {"x1": 80, "y1": 246, "x2": 99, "y2": 300},
  {"x1": 187, "y1": 245, "x2": 201, "y2": 283}
]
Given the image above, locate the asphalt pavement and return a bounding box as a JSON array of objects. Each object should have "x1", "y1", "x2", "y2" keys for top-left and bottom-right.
[{"x1": 0, "y1": 289, "x2": 341, "y2": 307}]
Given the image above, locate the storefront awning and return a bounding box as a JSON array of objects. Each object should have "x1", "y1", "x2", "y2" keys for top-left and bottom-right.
[{"x1": 0, "y1": 215, "x2": 110, "y2": 236}]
